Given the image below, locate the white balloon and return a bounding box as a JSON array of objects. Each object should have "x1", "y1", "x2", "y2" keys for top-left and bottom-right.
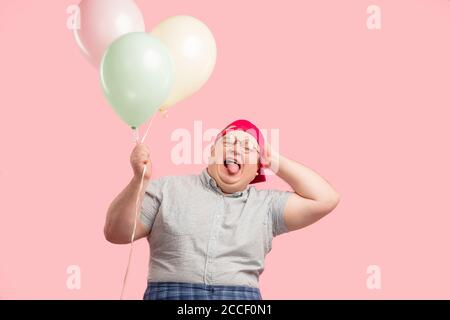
[
  {"x1": 151, "y1": 15, "x2": 217, "y2": 109},
  {"x1": 73, "y1": 0, "x2": 146, "y2": 67}
]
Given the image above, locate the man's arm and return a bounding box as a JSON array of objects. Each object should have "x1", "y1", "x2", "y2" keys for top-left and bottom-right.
[
  {"x1": 104, "y1": 177, "x2": 151, "y2": 244},
  {"x1": 104, "y1": 143, "x2": 152, "y2": 244},
  {"x1": 263, "y1": 143, "x2": 340, "y2": 232}
]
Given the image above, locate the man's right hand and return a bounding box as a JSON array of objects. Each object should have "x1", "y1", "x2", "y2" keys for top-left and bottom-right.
[{"x1": 130, "y1": 142, "x2": 152, "y2": 181}]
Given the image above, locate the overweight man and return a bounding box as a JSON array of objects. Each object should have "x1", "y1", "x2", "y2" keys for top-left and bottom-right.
[{"x1": 104, "y1": 119, "x2": 340, "y2": 300}]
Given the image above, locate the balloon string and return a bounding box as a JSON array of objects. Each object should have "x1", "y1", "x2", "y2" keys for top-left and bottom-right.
[
  {"x1": 120, "y1": 164, "x2": 147, "y2": 300},
  {"x1": 141, "y1": 112, "x2": 156, "y2": 144},
  {"x1": 120, "y1": 112, "x2": 156, "y2": 300}
]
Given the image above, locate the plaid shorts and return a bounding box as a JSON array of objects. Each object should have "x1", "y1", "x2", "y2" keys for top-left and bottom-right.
[{"x1": 143, "y1": 281, "x2": 263, "y2": 300}]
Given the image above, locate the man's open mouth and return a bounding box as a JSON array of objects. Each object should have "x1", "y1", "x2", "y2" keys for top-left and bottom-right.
[{"x1": 223, "y1": 158, "x2": 242, "y2": 174}]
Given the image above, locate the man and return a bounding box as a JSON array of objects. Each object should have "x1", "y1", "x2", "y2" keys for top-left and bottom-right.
[{"x1": 104, "y1": 119, "x2": 340, "y2": 300}]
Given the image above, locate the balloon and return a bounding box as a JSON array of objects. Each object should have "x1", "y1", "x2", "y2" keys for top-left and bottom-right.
[
  {"x1": 73, "y1": 0, "x2": 145, "y2": 67},
  {"x1": 151, "y1": 15, "x2": 217, "y2": 110},
  {"x1": 100, "y1": 32, "x2": 173, "y2": 128}
]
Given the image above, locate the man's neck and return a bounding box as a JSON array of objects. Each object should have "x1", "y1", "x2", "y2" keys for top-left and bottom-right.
[{"x1": 206, "y1": 167, "x2": 241, "y2": 195}]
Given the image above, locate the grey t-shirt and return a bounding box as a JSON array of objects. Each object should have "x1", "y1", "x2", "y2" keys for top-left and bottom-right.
[{"x1": 139, "y1": 167, "x2": 292, "y2": 289}]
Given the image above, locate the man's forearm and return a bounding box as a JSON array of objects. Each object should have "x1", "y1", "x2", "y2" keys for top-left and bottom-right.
[
  {"x1": 104, "y1": 177, "x2": 150, "y2": 242},
  {"x1": 271, "y1": 152, "x2": 339, "y2": 203}
]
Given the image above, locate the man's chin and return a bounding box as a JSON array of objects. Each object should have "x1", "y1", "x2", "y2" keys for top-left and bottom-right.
[{"x1": 217, "y1": 174, "x2": 241, "y2": 187}]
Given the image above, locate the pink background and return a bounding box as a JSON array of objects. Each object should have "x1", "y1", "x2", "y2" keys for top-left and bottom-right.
[{"x1": 1, "y1": 0, "x2": 450, "y2": 299}]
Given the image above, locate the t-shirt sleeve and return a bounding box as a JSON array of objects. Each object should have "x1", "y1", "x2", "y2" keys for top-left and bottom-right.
[
  {"x1": 139, "y1": 177, "x2": 165, "y2": 230},
  {"x1": 268, "y1": 189, "x2": 293, "y2": 237}
]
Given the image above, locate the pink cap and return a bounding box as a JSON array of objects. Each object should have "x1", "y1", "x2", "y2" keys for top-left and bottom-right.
[{"x1": 215, "y1": 119, "x2": 266, "y2": 184}]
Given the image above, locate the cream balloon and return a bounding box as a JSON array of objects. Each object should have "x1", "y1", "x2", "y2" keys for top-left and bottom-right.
[{"x1": 150, "y1": 15, "x2": 217, "y2": 110}]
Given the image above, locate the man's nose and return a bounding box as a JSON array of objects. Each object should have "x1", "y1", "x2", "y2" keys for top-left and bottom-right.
[{"x1": 231, "y1": 147, "x2": 241, "y2": 156}]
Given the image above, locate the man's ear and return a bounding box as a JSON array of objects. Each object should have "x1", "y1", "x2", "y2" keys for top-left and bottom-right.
[
  {"x1": 259, "y1": 155, "x2": 269, "y2": 169},
  {"x1": 258, "y1": 157, "x2": 264, "y2": 169}
]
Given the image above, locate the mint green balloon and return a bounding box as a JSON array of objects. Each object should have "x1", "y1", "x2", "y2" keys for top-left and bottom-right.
[{"x1": 100, "y1": 32, "x2": 173, "y2": 128}]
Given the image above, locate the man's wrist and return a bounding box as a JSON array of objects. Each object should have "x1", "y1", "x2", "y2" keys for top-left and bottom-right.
[
  {"x1": 269, "y1": 151, "x2": 281, "y2": 174},
  {"x1": 131, "y1": 175, "x2": 150, "y2": 188}
]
